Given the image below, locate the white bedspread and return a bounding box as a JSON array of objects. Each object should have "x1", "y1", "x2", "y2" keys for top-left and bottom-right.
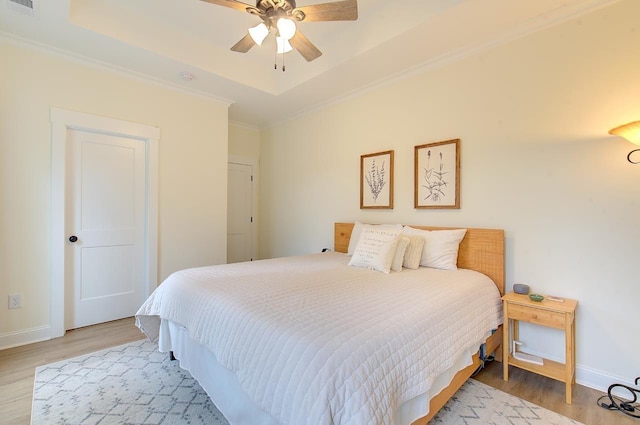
[{"x1": 136, "y1": 252, "x2": 502, "y2": 425}]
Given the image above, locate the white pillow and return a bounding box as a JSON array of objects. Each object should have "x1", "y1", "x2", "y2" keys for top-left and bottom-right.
[
  {"x1": 402, "y1": 235, "x2": 425, "y2": 270},
  {"x1": 348, "y1": 225, "x2": 402, "y2": 273},
  {"x1": 347, "y1": 221, "x2": 365, "y2": 256},
  {"x1": 347, "y1": 222, "x2": 402, "y2": 256},
  {"x1": 391, "y1": 236, "x2": 410, "y2": 272},
  {"x1": 403, "y1": 227, "x2": 467, "y2": 270}
]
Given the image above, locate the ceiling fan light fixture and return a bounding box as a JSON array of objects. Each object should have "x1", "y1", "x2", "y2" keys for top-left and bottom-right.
[
  {"x1": 276, "y1": 18, "x2": 296, "y2": 40},
  {"x1": 248, "y1": 22, "x2": 269, "y2": 45},
  {"x1": 205, "y1": 0, "x2": 359, "y2": 65},
  {"x1": 276, "y1": 37, "x2": 293, "y2": 54}
]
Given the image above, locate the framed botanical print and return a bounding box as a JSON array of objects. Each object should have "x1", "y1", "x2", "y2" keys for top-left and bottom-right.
[
  {"x1": 414, "y1": 139, "x2": 460, "y2": 209},
  {"x1": 360, "y1": 150, "x2": 394, "y2": 209}
]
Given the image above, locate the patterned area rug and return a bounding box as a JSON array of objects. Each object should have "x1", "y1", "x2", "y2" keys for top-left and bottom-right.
[{"x1": 32, "y1": 340, "x2": 582, "y2": 425}]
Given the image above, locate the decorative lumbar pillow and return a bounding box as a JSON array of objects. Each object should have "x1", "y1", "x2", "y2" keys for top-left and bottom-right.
[
  {"x1": 347, "y1": 222, "x2": 402, "y2": 256},
  {"x1": 402, "y1": 235, "x2": 425, "y2": 270},
  {"x1": 348, "y1": 225, "x2": 402, "y2": 273},
  {"x1": 391, "y1": 236, "x2": 410, "y2": 272},
  {"x1": 403, "y1": 227, "x2": 467, "y2": 270},
  {"x1": 347, "y1": 221, "x2": 365, "y2": 256}
]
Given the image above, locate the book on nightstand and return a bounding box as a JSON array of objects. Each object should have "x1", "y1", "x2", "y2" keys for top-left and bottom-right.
[{"x1": 546, "y1": 295, "x2": 565, "y2": 302}]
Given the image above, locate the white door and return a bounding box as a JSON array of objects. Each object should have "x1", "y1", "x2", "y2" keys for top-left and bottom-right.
[
  {"x1": 65, "y1": 130, "x2": 147, "y2": 329},
  {"x1": 227, "y1": 162, "x2": 253, "y2": 263}
]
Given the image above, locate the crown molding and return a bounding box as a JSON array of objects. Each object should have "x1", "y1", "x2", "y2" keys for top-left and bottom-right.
[
  {"x1": 0, "y1": 30, "x2": 235, "y2": 107},
  {"x1": 229, "y1": 120, "x2": 260, "y2": 131},
  {"x1": 263, "y1": 0, "x2": 622, "y2": 130}
]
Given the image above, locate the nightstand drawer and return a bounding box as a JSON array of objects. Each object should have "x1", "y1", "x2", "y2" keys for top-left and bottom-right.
[{"x1": 508, "y1": 303, "x2": 565, "y2": 329}]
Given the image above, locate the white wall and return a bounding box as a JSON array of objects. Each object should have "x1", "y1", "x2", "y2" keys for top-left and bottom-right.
[
  {"x1": 259, "y1": 0, "x2": 640, "y2": 391},
  {"x1": 0, "y1": 40, "x2": 230, "y2": 347},
  {"x1": 229, "y1": 122, "x2": 260, "y2": 159}
]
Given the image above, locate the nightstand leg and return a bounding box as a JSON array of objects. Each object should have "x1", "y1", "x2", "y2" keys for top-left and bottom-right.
[
  {"x1": 565, "y1": 314, "x2": 573, "y2": 404},
  {"x1": 572, "y1": 317, "x2": 576, "y2": 385},
  {"x1": 503, "y1": 303, "x2": 510, "y2": 381}
]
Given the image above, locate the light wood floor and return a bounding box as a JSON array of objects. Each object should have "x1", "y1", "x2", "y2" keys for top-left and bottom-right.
[
  {"x1": 0, "y1": 318, "x2": 635, "y2": 425},
  {"x1": 0, "y1": 318, "x2": 145, "y2": 425},
  {"x1": 474, "y1": 360, "x2": 637, "y2": 425}
]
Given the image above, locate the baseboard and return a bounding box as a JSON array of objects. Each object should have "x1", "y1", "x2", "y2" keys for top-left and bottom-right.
[
  {"x1": 516, "y1": 348, "x2": 637, "y2": 397},
  {"x1": 0, "y1": 325, "x2": 51, "y2": 350},
  {"x1": 577, "y1": 365, "x2": 638, "y2": 398}
]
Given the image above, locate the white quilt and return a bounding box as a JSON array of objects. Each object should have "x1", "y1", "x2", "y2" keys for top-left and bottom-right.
[{"x1": 136, "y1": 252, "x2": 502, "y2": 425}]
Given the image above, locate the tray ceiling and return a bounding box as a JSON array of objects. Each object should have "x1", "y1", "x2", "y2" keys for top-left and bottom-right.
[{"x1": 0, "y1": 0, "x2": 620, "y2": 127}]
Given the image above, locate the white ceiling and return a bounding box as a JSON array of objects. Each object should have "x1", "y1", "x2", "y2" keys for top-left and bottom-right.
[{"x1": 0, "y1": 0, "x2": 620, "y2": 128}]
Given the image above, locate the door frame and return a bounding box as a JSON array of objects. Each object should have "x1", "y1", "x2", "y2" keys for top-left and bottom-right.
[
  {"x1": 50, "y1": 108, "x2": 159, "y2": 338},
  {"x1": 228, "y1": 155, "x2": 258, "y2": 262}
]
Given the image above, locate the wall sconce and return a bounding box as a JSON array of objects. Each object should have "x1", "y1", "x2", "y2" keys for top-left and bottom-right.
[{"x1": 609, "y1": 120, "x2": 640, "y2": 164}]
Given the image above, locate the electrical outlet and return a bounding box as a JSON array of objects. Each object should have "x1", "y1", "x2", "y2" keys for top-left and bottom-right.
[{"x1": 8, "y1": 294, "x2": 22, "y2": 309}]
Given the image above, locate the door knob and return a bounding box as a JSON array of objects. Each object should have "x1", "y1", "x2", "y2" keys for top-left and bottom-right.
[{"x1": 69, "y1": 235, "x2": 78, "y2": 243}]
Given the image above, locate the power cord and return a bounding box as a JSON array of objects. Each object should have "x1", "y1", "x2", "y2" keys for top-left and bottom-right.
[
  {"x1": 471, "y1": 343, "x2": 495, "y2": 377},
  {"x1": 597, "y1": 377, "x2": 640, "y2": 419}
]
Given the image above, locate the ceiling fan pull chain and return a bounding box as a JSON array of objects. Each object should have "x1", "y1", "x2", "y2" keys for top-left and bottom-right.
[
  {"x1": 274, "y1": 42, "x2": 278, "y2": 70},
  {"x1": 273, "y1": 42, "x2": 286, "y2": 71}
]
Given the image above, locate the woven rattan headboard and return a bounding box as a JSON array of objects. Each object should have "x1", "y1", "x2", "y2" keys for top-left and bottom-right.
[{"x1": 334, "y1": 222, "x2": 505, "y2": 294}]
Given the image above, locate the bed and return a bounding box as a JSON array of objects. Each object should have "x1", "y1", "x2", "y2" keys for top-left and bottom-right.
[{"x1": 136, "y1": 223, "x2": 505, "y2": 425}]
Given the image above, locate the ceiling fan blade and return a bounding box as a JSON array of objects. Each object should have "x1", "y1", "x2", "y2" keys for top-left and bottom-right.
[
  {"x1": 200, "y1": 0, "x2": 253, "y2": 13},
  {"x1": 290, "y1": 31, "x2": 322, "y2": 62},
  {"x1": 231, "y1": 33, "x2": 256, "y2": 53},
  {"x1": 292, "y1": 0, "x2": 358, "y2": 22}
]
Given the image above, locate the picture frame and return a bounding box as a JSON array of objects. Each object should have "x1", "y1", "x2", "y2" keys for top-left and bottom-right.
[
  {"x1": 360, "y1": 150, "x2": 394, "y2": 209},
  {"x1": 414, "y1": 139, "x2": 460, "y2": 209}
]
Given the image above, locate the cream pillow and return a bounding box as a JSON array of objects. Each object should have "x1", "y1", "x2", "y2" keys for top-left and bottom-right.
[
  {"x1": 391, "y1": 236, "x2": 410, "y2": 272},
  {"x1": 403, "y1": 227, "x2": 467, "y2": 270},
  {"x1": 347, "y1": 222, "x2": 402, "y2": 256},
  {"x1": 347, "y1": 221, "x2": 365, "y2": 256},
  {"x1": 402, "y1": 235, "x2": 425, "y2": 270},
  {"x1": 348, "y1": 225, "x2": 402, "y2": 273}
]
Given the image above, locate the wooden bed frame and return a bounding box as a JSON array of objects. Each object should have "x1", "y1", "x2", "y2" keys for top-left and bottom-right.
[{"x1": 334, "y1": 223, "x2": 505, "y2": 424}]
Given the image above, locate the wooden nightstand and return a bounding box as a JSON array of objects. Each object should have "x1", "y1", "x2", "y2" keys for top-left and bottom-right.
[{"x1": 502, "y1": 291, "x2": 578, "y2": 403}]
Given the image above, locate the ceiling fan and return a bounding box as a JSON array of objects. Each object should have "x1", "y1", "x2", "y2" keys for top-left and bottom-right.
[{"x1": 201, "y1": 0, "x2": 358, "y2": 63}]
